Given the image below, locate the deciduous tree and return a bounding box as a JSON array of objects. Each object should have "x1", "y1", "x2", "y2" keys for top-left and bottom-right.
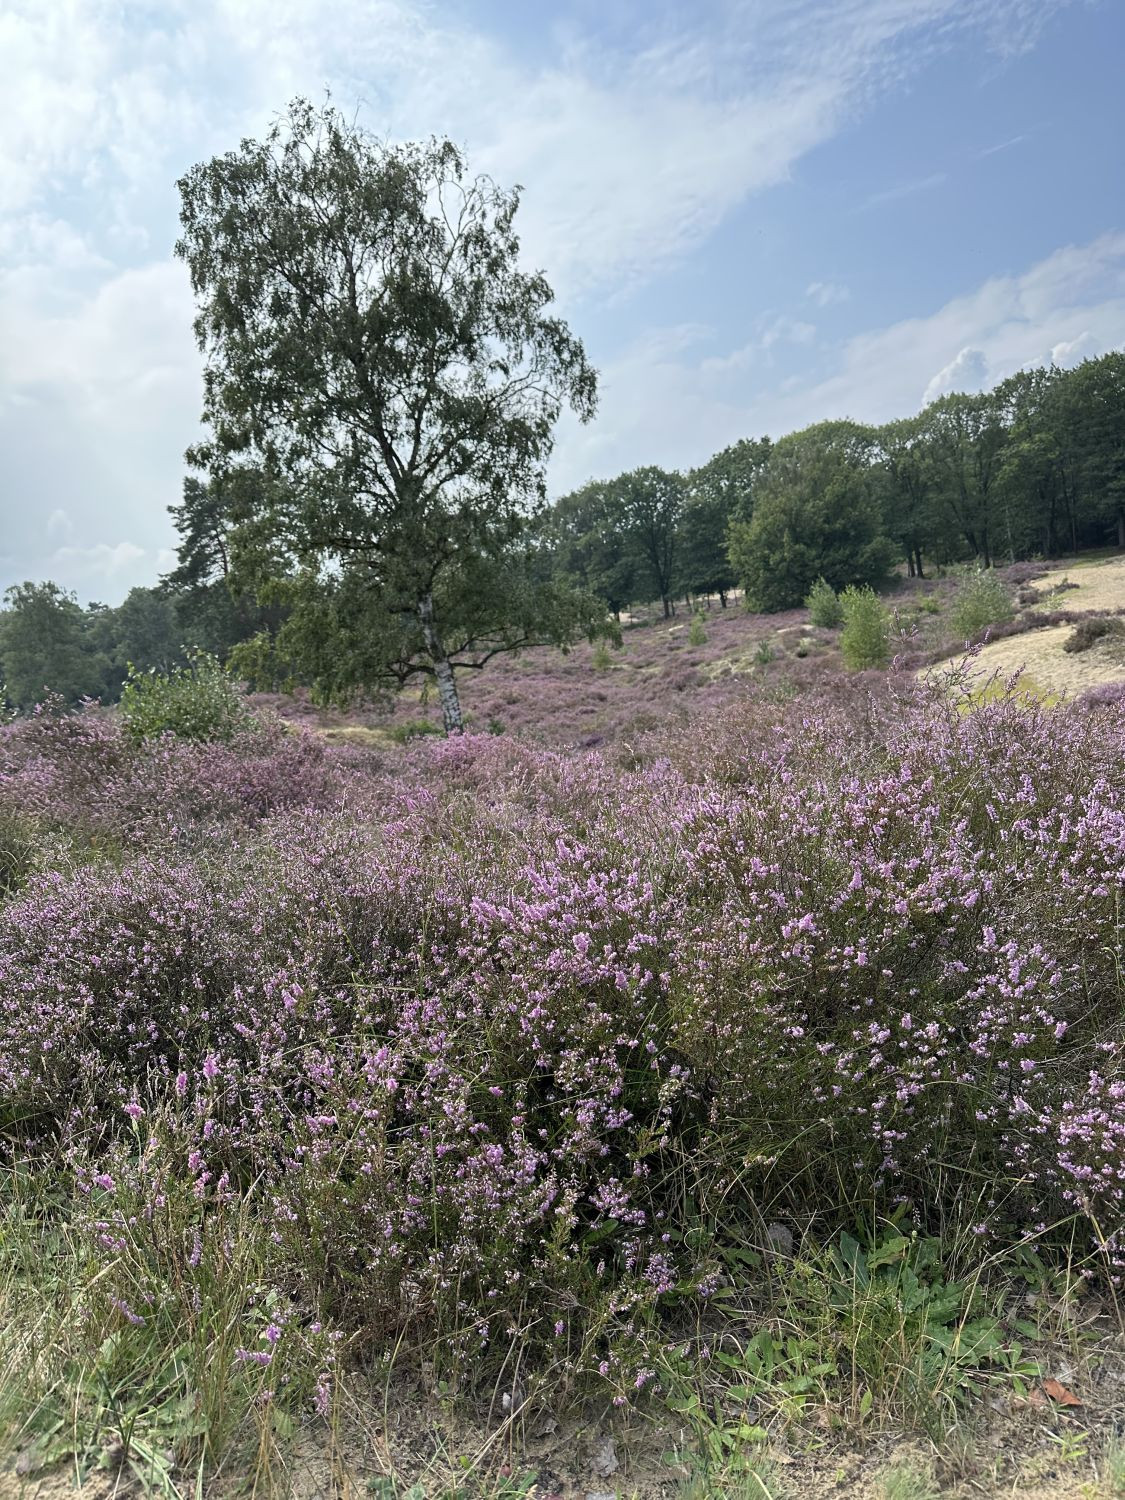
[{"x1": 175, "y1": 98, "x2": 603, "y2": 733}]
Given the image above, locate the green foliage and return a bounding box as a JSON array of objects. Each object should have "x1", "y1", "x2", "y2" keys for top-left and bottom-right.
[
  {"x1": 949, "y1": 568, "x2": 1014, "y2": 640},
  {"x1": 614, "y1": 466, "x2": 687, "y2": 616},
  {"x1": 175, "y1": 98, "x2": 600, "y2": 733},
  {"x1": 753, "y1": 638, "x2": 775, "y2": 665},
  {"x1": 840, "y1": 585, "x2": 890, "y2": 669},
  {"x1": 550, "y1": 480, "x2": 641, "y2": 618},
  {"x1": 0, "y1": 581, "x2": 111, "y2": 709},
  {"x1": 877, "y1": 414, "x2": 945, "y2": 578},
  {"x1": 688, "y1": 611, "x2": 708, "y2": 647},
  {"x1": 591, "y1": 638, "x2": 613, "y2": 670},
  {"x1": 387, "y1": 717, "x2": 443, "y2": 744},
  {"x1": 805, "y1": 576, "x2": 843, "y2": 627},
  {"x1": 729, "y1": 421, "x2": 897, "y2": 611},
  {"x1": 680, "y1": 437, "x2": 771, "y2": 603},
  {"x1": 119, "y1": 652, "x2": 255, "y2": 744}
]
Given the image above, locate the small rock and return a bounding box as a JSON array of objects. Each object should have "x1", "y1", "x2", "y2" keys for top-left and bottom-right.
[
  {"x1": 766, "y1": 1221, "x2": 794, "y2": 1256},
  {"x1": 590, "y1": 1434, "x2": 618, "y2": 1478},
  {"x1": 586, "y1": 1492, "x2": 617, "y2": 1500}
]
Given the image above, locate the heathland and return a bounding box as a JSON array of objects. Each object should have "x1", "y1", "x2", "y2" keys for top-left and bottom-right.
[
  {"x1": 3, "y1": 98, "x2": 1125, "y2": 1500},
  {"x1": 2, "y1": 559, "x2": 1125, "y2": 1500}
]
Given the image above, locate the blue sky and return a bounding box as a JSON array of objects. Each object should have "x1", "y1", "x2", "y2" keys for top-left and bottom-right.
[{"x1": 1, "y1": 0, "x2": 1122, "y2": 604}]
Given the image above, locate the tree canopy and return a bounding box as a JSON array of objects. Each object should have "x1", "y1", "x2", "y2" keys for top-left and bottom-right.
[
  {"x1": 175, "y1": 97, "x2": 604, "y2": 732},
  {"x1": 727, "y1": 421, "x2": 896, "y2": 611}
]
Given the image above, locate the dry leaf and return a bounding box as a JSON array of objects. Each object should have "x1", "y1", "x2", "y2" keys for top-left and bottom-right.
[{"x1": 1041, "y1": 1378, "x2": 1082, "y2": 1407}]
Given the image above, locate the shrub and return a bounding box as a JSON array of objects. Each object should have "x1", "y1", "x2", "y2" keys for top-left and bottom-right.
[
  {"x1": 805, "y1": 576, "x2": 843, "y2": 628},
  {"x1": 840, "y1": 585, "x2": 889, "y2": 669},
  {"x1": 120, "y1": 651, "x2": 256, "y2": 744},
  {"x1": 387, "y1": 716, "x2": 442, "y2": 744},
  {"x1": 754, "y1": 639, "x2": 775, "y2": 665},
  {"x1": 688, "y1": 611, "x2": 708, "y2": 647},
  {"x1": 591, "y1": 638, "x2": 613, "y2": 670},
  {"x1": 950, "y1": 568, "x2": 1014, "y2": 641},
  {"x1": 1063, "y1": 615, "x2": 1125, "y2": 654},
  {"x1": 2, "y1": 676, "x2": 1125, "y2": 1446}
]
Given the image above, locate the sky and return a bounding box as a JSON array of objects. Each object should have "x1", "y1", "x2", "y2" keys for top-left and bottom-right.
[{"x1": 1, "y1": 0, "x2": 1123, "y2": 605}]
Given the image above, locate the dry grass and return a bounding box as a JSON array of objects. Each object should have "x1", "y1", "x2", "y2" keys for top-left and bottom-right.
[{"x1": 966, "y1": 556, "x2": 1125, "y2": 701}]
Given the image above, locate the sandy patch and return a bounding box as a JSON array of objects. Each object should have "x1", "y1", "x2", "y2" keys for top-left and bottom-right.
[
  {"x1": 957, "y1": 556, "x2": 1125, "y2": 700},
  {"x1": 1028, "y1": 556, "x2": 1125, "y2": 614},
  {"x1": 966, "y1": 624, "x2": 1125, "y2": 700}
]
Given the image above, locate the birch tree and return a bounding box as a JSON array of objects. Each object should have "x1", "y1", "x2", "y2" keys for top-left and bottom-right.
[{"x1": 175, "y1": 99, "x2": 601, "y2": 732}]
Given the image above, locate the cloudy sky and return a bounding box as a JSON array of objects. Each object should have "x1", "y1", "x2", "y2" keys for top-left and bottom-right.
[{"x1": 1, "y1": 0, "x2": 1123, "y2": 604}]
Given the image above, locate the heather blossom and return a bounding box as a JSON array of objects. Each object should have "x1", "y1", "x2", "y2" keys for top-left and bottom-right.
[{"x1": 0, "y1": 671, "x2": 1122, "y2": 1390}]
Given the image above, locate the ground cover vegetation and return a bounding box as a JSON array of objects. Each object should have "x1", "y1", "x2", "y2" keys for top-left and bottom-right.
[{"x1": 1, "y1": 671, "x2": 1125, "y2": 1496}]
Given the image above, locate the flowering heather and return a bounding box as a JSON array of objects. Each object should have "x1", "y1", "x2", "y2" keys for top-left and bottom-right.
[{"x1": 0, "y1": 675, "x2": 1123, "y2": 1391}]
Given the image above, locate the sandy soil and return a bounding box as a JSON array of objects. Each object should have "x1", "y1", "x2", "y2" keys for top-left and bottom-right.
[
  {"x1": 967, "y1": 556, "x2": 1125, "y2": 700},
  {"x1": 1030, "y1": 556, "x2": 1125, "y2": 615}
]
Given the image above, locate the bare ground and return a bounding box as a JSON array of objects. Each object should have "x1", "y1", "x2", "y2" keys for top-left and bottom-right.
[
  {"x1": 5, "y1": 1329, "x2": 1124, "y2": 1500},
  {"x1": 967, "y1": 556, "x2": 1125, "y2": 700}
]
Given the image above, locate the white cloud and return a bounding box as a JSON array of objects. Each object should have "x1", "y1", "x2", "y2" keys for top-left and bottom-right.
[
  {"x1": 807, "y1": 280, "x2": 850, "y2": 307},
  {"x1": 922, "y1": 346, "x2": 990, "y2": 404},
  {"x1": 1050, "y1": 331, "x2": 1099, "y2": 367},
  {"x1": 45, "y1": 509, "x2": 74, "y2": 544},
  {"x1": 0, "y1": 0, "x2": 1088, "y2": 599},
  {"x1": 549, "y1": 232, "x2": 1125, "y2": 491},
  {"x1": 49, "y1": 541, "x2": 146, "y2": 582}
]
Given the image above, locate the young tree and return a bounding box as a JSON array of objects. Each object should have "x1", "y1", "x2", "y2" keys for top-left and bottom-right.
[{"x1": 175, "y1": 99, "x2": 602, "y2": 733}]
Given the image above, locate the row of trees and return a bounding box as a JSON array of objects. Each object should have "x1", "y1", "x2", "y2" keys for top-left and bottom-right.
[
  {"x1": 549, "y1": 354, "x2": 1125, "y2": 615},
  {"x1": 5, "y1": 350, "x2": 1122, "y2": 710}
]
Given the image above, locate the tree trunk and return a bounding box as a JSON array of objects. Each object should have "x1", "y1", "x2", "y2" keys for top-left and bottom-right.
[
  {"x1": 907, "y1": 554, "x2": 916, "y2": 578},
  {"x1": 719, "y1": 591, "x2": 727, "y2": 609},
  {"x1": 418, "y1": 592, "x2": 463, "y2": 735},
  {"x1": 914, "y1": 547, "x2": 925, "y2": 580},
  {"x1": 1118, "y1": 510, "x2": 1125, "y2": 549},
  {"x1": 662, "y1": 596, "x2": 672, "y2": 619}
]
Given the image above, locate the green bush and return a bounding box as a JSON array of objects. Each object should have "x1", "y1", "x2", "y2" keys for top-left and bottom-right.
[
  {"x1": 805, "y1": 576, "x2": 843, "y2": 628},
  {"x1": 950, "y1": 569, "x2": 1013, "y2": 640},
  {"x1": 119, "y1": 652, "x2": 255, "y2": 744},
  {"x1": 591, "y1": 638, "x2": 613, "y2": 671},
  {"x1": 387, "y1": 717, "x2": 443, "y2": 744},
  {"x1": 840, "y1": 585, "x2": 890, "y2": 669},
  {"x1": 688, "y1": 611, "x2": 708, "y2": 647}
]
